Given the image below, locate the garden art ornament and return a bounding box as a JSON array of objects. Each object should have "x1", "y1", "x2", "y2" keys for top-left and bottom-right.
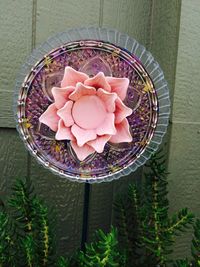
[{"x1": 14, "y1": 27, "x2": 170, "y2": 183}]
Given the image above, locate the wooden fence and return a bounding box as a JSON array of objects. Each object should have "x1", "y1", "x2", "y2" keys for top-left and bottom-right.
[{"x1": 0, "y1": 0, "x2": 199, "y2": 258}]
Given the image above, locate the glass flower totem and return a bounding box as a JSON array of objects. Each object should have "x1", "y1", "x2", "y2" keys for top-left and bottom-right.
[{"x1": 15, "y1": 28, "x2": 170, "y2": 183}]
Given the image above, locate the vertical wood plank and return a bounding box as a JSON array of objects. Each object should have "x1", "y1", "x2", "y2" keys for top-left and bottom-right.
[
  {"x1": 102, "y1": 0, "x2": 152, "y2": 47},
  {"x1": 35, "y1": 0, "x2": 100, "y2": 46},
  {"x1": 168, "y1": 123, "x2": 200, "y2": 258},
  {"x1": 0, "y1": 129, "x2": 28, "y2": 199},
  {"x1": 0, "y1": 0, "x2": 33, "y2": 128},
  {"x1": 31, "y1": 0, "x2": 101, "y2": 254},
  {"x1": 87, "y1": 182, "x2": 114, "y2": 241},
  {"x1": 172, "y1": 0, "x2": 200, "y2": 123},
  {"x1": 30, "y1": 160, "x2": 84, "y2": 255},
  {"x1": 167, "y1": 0, "x2": 200, "y2": 259},
  {"x1": 104, "y1": 0, "x2": 152, "y2": 225},
  {"x1": 150, "y1": 0, "x2": 181, "y2": 92},
  {"x1": 87, "y1": 0, "x2": 152, "y2": 241},
  {"x1": 0, "y1": 0, "x2": 31, "y2": 202},
  {"x1": 149, "y1": 0, "x2": 181, "y2": 157}
]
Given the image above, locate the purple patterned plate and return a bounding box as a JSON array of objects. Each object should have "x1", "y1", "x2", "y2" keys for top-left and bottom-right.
[{"x1": 14, "y1": 28, "x2": 170, "y2": 183}]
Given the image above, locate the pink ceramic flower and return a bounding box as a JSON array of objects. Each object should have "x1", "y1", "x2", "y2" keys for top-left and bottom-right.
[{"x1": 39, "y1": 67, "x2": 132, "y2": 161}]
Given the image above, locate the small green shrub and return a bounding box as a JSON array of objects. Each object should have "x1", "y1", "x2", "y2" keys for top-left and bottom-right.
[{"x1": 0, "y1": 152, "x2": 199, "y2": 266}]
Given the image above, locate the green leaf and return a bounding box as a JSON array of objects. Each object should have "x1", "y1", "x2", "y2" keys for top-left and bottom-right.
[
  {"x1": 114, "y1": 150, "x2": 195, "y2": 266},
  {"x1": 78, "y1": 227, "x2": 125, "y2": 267},
  {"x1": 56, "y1": 256, "x2": 70, "y2": 267},
  {"x1": 166, "y1": 209, "x2": 194, "y2": 235},
  {"x1": 191, "y1": 219, "x2": 200, "y2": 266},
  {"x1": 173, "y1": 259, "x2": 191, "y2": 267}
]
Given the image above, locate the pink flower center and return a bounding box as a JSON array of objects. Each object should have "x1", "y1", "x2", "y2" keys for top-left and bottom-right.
[{"x1": 72, "y1": 95, "x2": 106, "y2": 130}]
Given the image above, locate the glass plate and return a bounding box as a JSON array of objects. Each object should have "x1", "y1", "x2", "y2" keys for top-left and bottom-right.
[{"x1": 14, "y1": 27, "x2": 170, "y2": 183}]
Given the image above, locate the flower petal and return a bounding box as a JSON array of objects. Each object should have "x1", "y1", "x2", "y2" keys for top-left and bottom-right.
[
  {"x1": 57, "y1": 100, "x2": 74, "y2": 127},
  {"x1": 55, "y1": 119, "x2": 74, "y2": 140},
  {"x1": 106, "y1": 77, "x2": 129, "y2": 101},
  {"x1": 71, "y1": 141, "x2": 95, "y2": 161},
  {"x1": 109, "y1": 119, "x2": 132, "y2": 143},
  {"x1": 52, "y1": 86, "x2": 75, "y2": 109},
  {"x1": 97, "y1": 88, "x2": 117, "y2": 112},
  {"x1": 88, "y1": 135, "x2": 111, "y2": 153},
  {"x1": 69, "y1": 83, "x2": 96, "y2": 101},
  {"x1": 39, "y1": 103, "x2": 59, "y2": 132},
  {"x1": 96, "y1": 113, "x2": 116, "y2": 136},
  {"x1": 61, "y1": 66, "x2": 89, "y2": 87},
  {"x1": 84, "y1": 72, "x2": 111, "y2": 92},
  {"x1": 115, "y1": 97, "x2": 132, "y2": 124},
  {"x1": 71, "y1": 124, "x2": 96, "y2": 147}
]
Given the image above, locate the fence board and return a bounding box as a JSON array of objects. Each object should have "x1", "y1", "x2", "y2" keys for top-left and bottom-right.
[
  {"x1": 172, "y1": 0, "x2": 200, "y2": 123},
  {"x1": 87, "y1": 0, "x2": 152, "y2": 241},
  {"x1": 0, "y1": 129, "x2": 28, "y2": 199},
  {"x1": 167, "y1": 0, "x2": 200, "y2": 259},
  {"x1": 150, "y1": 0, "x2": 181, "y2": 93},
  {"x1": 35, "y1": 0, "x2": 100, "y2": 46},
  {"x1": 30, "y1": 0, "x2": 101, "y2": 253},
  {"x1": 168, "y1": 122, "x2": 200, "y2": 258},
  {"x1": 0, "y1": 0, "x2": 33, "y2": 128},
  {"x1": 102, "y1": 0, "x2": 151, "y2": 46},
  {"x1": 30, "y1": 159, "x2": 84, "y2": 255}
]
